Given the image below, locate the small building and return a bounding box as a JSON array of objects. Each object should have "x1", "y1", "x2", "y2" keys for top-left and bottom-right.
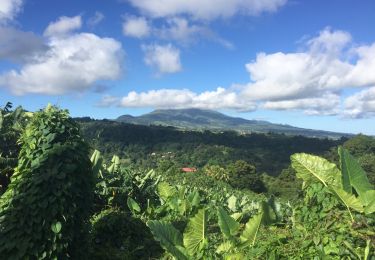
[{"x1": 181, "y1": 167, "x2": 197, "y2": 173}]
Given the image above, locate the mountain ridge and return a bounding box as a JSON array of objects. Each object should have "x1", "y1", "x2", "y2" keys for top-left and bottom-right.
[{"x1": 116, "y1": 108, "x2": 351, "y2": 139}]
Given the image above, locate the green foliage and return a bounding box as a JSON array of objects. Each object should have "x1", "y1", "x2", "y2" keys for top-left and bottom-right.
[
  {"x1": 183, "y1": 208, "x2": 207, "y2": 256},
  {"x1": 339, "y1": 147, "x2": 374, "y2": 198},
  {"x1": 227, "y1": 160, "x2": 266, "y2": 193},
  {"x1": 0, "y1": 105, "x2": 94, "y2": 259},
  {"x1": 204, "y1": 164, "x2": 229, "y2": 181},
  {"x1": 147, "y1": 220, "x2": 189, "y2": 260},
  {"x1": 217, "y1": 207, "x2": 240, "y2": 239},
  {"x1": 91, "y1": 208, "x2": 162, "y2": 260},
  {"x1": 0, "y1": 103, "x2": 31, "y2": 194}
]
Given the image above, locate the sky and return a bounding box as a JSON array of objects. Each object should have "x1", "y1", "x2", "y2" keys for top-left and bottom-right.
[{"x1": 0, "y1": 0, "x2": 375, "y2": 135}]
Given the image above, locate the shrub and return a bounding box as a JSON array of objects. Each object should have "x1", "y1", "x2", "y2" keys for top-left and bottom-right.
[
  {"x1": 90, "y1": 208, "x2": 163, "y2": 259},
  {"x1": 0, "y1": 105, "x2": 94, "y2": 259}
]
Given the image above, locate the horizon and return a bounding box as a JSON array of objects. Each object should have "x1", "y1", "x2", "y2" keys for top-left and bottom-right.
[{"x1": 1, "y1": 0, "x2": 375, "y2": 135}]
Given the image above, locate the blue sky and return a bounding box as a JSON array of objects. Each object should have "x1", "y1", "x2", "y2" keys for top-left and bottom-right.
[{"x1": 0, "y1": 0, "x2": 375, "y2": 134}]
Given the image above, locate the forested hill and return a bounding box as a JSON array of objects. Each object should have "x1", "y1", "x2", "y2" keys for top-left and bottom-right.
[
  {"x1": 78, "y1": 118, "x2": 345, "y2": 176},
  {"x1": 116, "y1": 108, "x2": 351, "y2": 139}
]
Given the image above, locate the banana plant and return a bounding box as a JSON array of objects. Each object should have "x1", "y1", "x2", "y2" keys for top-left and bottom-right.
[
  {"x1": 291, "y1": 147, "x2": 375, "y2": 220},
  {"x1": 147, "y1": 208, "x2": 207, "y2": 259}
]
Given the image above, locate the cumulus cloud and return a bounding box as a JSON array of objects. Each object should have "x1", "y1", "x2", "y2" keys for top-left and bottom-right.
[
  {"x1": 118, "y1": 87, "x2": 256, "y2": 110},
  {"x1": 344, "y1": 87, "x2": 375, "y2": 118},
  {"x1": 122, "y1": 16, "x2": 150, "y2": 38},
  {"x1": 235, "y1": 28, "x2": 375, "y2": 115},
  {"x1": 157, "y1": 17, "x2": 206, "y2": 43},
  {"x1": 126, "y1": 0, "x2": 287, "y2": 20},
  {"x1": 114, "y1": 27, "x2": 375, "y2": 117},
  {"x1": 87, "y1": 11, "x2": 105, "y2": 28},
  {"x1": 243, "y1": 28, "x2": 354, "y2": 102},
  {"x1": 0, "y1": 16, "x2": 124, "y2": 95},
  {"x1": 142, "y1": 44, "x2": 182, "y2": 74},
  {"x1": 44, "y1": 15, "x2": 82, "y2": 37},
  {"x1": 262, "y1": 92, "x2": 341, "y2": 115},
  {"x1": 0, "y1": 0, "x2": 22, "y2": 23},
  {"x1": 0, "y1": 27, "x2": 48, "y2": 62}
]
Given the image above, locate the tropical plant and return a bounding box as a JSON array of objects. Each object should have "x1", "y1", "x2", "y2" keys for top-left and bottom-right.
[
  {"x1": 0, "y1": 105, "x2": 94, "y2": 259},
  {"x1": 147, "y1": 208, "x2": 207, "y2": 259},
  {"x1": 0, "y1": 102, "x2": 31, "y2": 194},
  {"x1": 291, "y1": 147, "x2": 375, "y2": 219}
]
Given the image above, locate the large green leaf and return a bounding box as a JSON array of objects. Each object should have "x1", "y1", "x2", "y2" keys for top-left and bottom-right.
[
  {"x1": 217, "y1": 207, "x2": 240, "y2": 239},
  {"x1": 339, "y1": 147, "x2": 374, "y2": 196},
  {"x1": 261, "y1": 201, "x2": 277, "y2": 225},
  {"x1": 183, "y1": 208, "x2": 207, "y2": 255},
  {"x1": 363, "y1": 190, "x2": 375, "y2": 214},
  {"x1": 127, "y1": 197, "x2": 141, "y2": 213},
  {"x1": 107, "y1": 155, "x2": 120, "y2": 174},
  {"x1": 157, "y1": 182, "x2": 177, "y2": 202},
  {"x1": 147, "y1": 220, "x2": 188, "y2": 260},
  {"x1": 291, "y1": 153, "x2": 342, "y2": 188},
  {"x1": 240, "y1": 212, "x2": 263, "y2": 247},
  {"x1": 332, "y1": 187, "x2": 364, "y2": 213},
  {"x1": 227, "y1": 195, "x2": 237, "y2": 212},
  {"x1": 90, "y1": 150, "x2": 103, "y2": 178}
]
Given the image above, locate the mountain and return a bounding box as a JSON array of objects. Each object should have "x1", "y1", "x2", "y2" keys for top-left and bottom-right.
[{"x1": 116, "y1": 108, "x2": 351, "y2": 139}]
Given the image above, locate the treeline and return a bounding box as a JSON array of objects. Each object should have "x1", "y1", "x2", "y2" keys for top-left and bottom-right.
[{"x1": 78, "y1": 119, "x2": 346, "y2": 176}]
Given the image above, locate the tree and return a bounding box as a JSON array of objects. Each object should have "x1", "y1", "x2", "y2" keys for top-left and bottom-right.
[
  {"x1": 227, "y1": 160, "x2": 266, "y2": 193},
  {"x1": 0, "y1": 105, "x2": 94, "y2": 259}
]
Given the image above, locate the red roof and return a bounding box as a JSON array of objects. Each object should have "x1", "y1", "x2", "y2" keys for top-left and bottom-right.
[{"x1": 181, "y1": 167, "x2": 197, "y2": 172}]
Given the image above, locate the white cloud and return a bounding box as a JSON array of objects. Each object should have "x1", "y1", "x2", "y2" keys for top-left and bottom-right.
[
  {"x1": 115, "y1": 27, "x2": 375, "y2": 117},
  {"x1": 262, "y1": 92, "x2": 340, "y2": 115},
  {"x1": 0, "y1": 16, "x2": 124, "y2": 95},
  {"x1": 118, "y1": 87, "x2": 256, "y2": 110},
  {"x1": 122, "y1": 16, "x2": 150, "y2": 38},
  {"x1": 157, "y1": 17, "x2": 205, "y2": 43},
  {"x1": 344, "y1": 87, "x2": 375, "y2": 118},
  {"x1": 87, "y1": 11, "x2": 105, "y2": 28},
  {"x1": 234, "y1": 28, "x2": 375, "y2": 115},
  {"x1": 126, "y1": 0, "x2": 287, "y2": 20},
  {"x1": 0, "y1": 0, "x2": 22, "y2": 23},
  {"x1": 97, "y1": 95, "x2": 120, "y2": 107},
  {"x1": 243, "y1": 28, "x2": 354, "y2": 102},
  {"x1": 0, "y1": 27, "x2": 48, "y2": 62},
  {"x1": 142, "y1": 44, "x2": 182, "y2": 74},
  {"x1": 44, "y1": 16, "x2": 82, "y2": 37}
]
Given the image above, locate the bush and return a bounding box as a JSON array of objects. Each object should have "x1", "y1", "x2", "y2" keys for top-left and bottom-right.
[
  {"x1": 0, "y1": 105, "x2": 94, "y2": 259},
  {"x1": 90, "y1": 208, "x2": 163, "y2": 259}
]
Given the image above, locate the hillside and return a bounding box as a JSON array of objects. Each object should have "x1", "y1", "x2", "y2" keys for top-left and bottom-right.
[{"x1": 116, "y1": 108, "x2": 351, "y2": 139}]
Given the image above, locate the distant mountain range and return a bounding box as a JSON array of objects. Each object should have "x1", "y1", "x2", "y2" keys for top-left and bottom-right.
[{"x1": 116, "y1": 108, "x2": 352, "y2": 139}]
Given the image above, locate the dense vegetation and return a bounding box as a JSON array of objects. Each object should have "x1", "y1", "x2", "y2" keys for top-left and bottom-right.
[{"x1": 0, "y1": 104, "x2": 374, "y2": 259}]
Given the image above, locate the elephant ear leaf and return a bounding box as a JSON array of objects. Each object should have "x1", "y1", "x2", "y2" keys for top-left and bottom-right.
[
  {"x1": 339, "y1": 147, "x2": 374, "y2": 197},
  {"x1": 217, "y1": 207, "x2": 240, "y2": 239},
  {"x1": 362, "y1": 190, "x2": 375, "y2": 215},
  {"x1": 332, "y1": 187, "x2": 364, "y2": 213},
  {"x1": 291, "y1": 153, "x2": 342, "y2": 188},
  {"x1": 183, "y1": 208, "x2": 207, "y2": 256},
  {"x1": 240, "y1": 212, "x2": 263, "y2": 248},
  {"x1": 147, "y1": 220, "x2": 188, "y2": 260},
  {"x1": 157, "y1": 182, "x2": 177, "y2": 202}
]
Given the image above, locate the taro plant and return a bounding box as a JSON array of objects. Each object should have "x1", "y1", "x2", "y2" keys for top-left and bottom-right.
[
  {"x1": 147, "y1": 208, "x2": 208, "y2": 260},
  {"x1": 291, "y1": 147, "x2": 375, "y2": 219},
  {"x1": 154, "y1": 181, "x2": 201, "y2": 219},
  {"x1": 0, "y1": 105, "x2": 94, "y2": 259},
  {"x1": 215, "y1": 200, "x2": 279, "y2": 259}
]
